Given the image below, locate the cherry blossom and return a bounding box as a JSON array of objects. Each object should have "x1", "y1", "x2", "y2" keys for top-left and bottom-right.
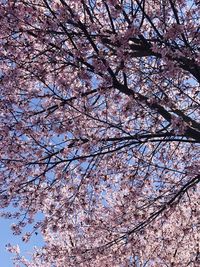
[{"x1": 0, "y1": 0, "x2": 199, "y2": 266}]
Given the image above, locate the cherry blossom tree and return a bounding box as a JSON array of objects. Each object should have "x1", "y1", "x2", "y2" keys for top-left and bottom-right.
[{"x1": 0, "y1": 0, "x2": 199, "y2": 266}]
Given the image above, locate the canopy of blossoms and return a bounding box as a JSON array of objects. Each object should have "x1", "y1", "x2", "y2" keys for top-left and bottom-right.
[{"x1": 0, "y1": 0, "x2": 199, "y2": 266}]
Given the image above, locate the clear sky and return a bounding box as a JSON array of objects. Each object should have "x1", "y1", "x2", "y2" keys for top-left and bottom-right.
[{"x1": 0, "y1": 215, "x2": 44, "y2": 267}]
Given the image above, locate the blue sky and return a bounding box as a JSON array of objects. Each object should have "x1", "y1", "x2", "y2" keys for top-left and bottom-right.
[{"x1": 0, "y1": 216, "x2": 44, "y2": 267}]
